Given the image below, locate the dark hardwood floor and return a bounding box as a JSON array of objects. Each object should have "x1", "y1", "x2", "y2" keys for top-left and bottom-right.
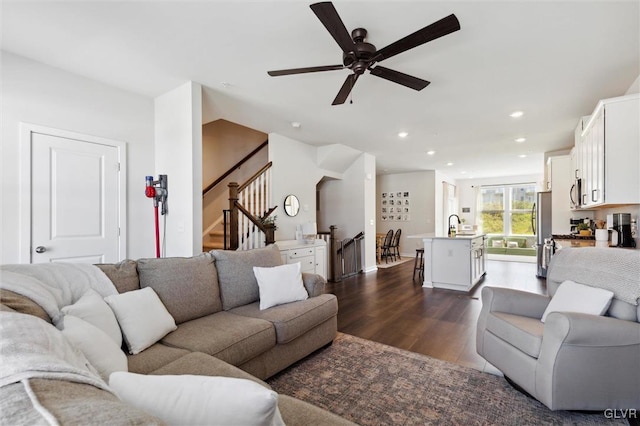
[{"x1": 326, "y1": 258, "x2": 546, "y2": 372}]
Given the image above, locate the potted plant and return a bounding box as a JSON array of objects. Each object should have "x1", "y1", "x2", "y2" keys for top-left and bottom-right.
[{"x1": 577, "y1": 222, "x2": 591, "y2": 236}]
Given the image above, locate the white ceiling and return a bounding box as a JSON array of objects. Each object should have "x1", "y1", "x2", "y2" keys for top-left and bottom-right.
[{"x1": 2, "y1": 1, "x2": 639, "y2": 179}]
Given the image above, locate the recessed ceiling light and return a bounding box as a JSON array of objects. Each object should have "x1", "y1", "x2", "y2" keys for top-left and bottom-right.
[
  {"x1": 291, "y1": 121, "x2": 301, "y2": 128},
  {"x1": 426, "y1": 150, "x2": 436, "y2": 156},
  {"x1": 510, "y1": 111, "x2": 524, "y2": 118},
  {"x1": 518, "y1": 154, "x2": 527, "y2": 158},
  {"x1": 398, "y1": 131, "x2": 409, "y2": 138},
  {"x1": 460, "y1": 171, "x2": 467, "y2": 174},
  {"x1": 446, "y1": 162, "x2": 454, "y2": 166},
  {"x1": 221, "y1": 82, "x2": 231, "y2": 88},
  {"x1": 515, "y1": 137, "x2": 526, "y2": 143}
]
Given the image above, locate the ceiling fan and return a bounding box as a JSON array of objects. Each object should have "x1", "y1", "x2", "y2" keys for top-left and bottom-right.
[{"x1": 267, "y1": 2, "x2": 461, "y2": 105}]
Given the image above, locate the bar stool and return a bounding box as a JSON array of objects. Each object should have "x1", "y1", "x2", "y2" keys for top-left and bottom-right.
[{"x1": 413, "y1": 248, "x2": 424, "y2": 281}]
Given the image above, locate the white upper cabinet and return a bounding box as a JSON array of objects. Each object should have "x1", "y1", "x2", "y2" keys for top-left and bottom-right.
[{"x1": 576, "y1": 94, "x2": 640, "y2": 207}]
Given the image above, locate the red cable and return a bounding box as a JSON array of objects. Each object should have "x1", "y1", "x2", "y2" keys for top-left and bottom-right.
[{"x1": 154, "y1": 205, "x2": 160, "y2": 258}]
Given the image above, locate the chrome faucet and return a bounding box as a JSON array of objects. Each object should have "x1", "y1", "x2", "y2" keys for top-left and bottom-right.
[{"x1": 448, "y1": 214, "x2": 461, "y2": 237}]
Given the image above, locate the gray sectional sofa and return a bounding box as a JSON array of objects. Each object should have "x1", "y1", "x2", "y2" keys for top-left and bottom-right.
[{"x1": 0, "y1": 245, "x2": 354, "y2": 425}]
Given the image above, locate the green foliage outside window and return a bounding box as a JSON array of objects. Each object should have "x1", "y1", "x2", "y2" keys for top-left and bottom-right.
[{"x1": 481, "y1": 184, "x2": 535, "y2": 236}]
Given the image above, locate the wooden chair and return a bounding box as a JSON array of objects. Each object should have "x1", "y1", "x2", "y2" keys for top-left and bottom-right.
[
  {"x1": 391, "y1": 229, "x2": 402, "y2": 261},
  {"x1": 380, "y1": 229, "x2": 394, "y2": 263},
  {"x1": 413, "y1": 248, "x2": 424, "y2": 281}
]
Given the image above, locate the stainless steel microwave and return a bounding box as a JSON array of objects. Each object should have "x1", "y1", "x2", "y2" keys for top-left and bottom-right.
[{"x1": 570, "y1": 177, "x2": 582, "y2": 209}]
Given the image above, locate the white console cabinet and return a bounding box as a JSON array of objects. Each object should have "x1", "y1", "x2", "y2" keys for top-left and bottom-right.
[{"x1": 275, "y1": 239, "x2": 327, "y2": 279}]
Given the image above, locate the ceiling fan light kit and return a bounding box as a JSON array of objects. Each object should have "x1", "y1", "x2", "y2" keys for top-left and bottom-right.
[{"x1": 267, "y1": 1, "x2": 460, "y2": 105}]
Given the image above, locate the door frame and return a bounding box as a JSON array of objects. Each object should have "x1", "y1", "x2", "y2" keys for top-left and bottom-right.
[{"x1": 19, "y1": 123, "x2": 127, "y2": 263}]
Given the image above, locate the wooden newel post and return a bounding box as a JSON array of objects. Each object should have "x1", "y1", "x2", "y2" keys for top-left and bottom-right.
[
  {"x1": 329, "y1": 225, "x2": 341, "y2": 283},
  {"x1": 228, "y1": 182, "x2": 239, "y2": 250},
  {"x1": 264, "y1": 224, "x2": 276, "y2": 246}
]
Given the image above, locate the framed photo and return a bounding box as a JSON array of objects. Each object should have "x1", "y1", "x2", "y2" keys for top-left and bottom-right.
[
  {"x1": 396, "y1": 191, "x2": 402, "y2": 198},
  {"x1": 404, "y1": 199, "x2": 410, "y2": 205},
  {"x1": 389, "y1": 193, "x2": 394, "y2": 199},
  {"x1": 382, "y1": 207, "x2": 387, "y2": 213},
  {"x1": 382, "y1": 200, "x2": 387, "y2": 205},
  {"x1": 403, "y1": 191, "x2": 410, "y2": 197},
  {"x1": 403, "y1": 214, "x2": 410, "y2": 221},
  {"x1": 381, "y1": 215, "x2": 388, "y2": 221},
  {"x1": 382, "y1": 192, "x2": 388, "y2": 199}
]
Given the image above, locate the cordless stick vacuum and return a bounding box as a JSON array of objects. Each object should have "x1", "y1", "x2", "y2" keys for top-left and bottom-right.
[{"x1": 144, "y1": 175, "x2": 168, "y2": 258}]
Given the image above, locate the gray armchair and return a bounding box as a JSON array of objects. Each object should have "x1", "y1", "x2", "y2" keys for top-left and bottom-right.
[{"x1": 476, "y1": 247, "x2": 640, "y2": 411}]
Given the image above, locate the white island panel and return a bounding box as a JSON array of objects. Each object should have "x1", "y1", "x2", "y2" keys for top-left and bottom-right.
[{"x1": 408, "y1": 233, "x2": 486, "y2": 292}]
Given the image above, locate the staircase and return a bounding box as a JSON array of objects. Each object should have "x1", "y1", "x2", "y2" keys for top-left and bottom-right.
[{"x1": 202, "y1": 160, "x2": 276, "y2": 251}]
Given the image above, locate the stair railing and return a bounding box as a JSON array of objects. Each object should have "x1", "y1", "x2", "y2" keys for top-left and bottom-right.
[{"x1": 228, "y1": 162, "x2": 276, "y2": 250}]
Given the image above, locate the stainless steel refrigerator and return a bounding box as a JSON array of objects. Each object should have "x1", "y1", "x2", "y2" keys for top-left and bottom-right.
[{"x1": 534, "y1": 191, "x2": 553, "y2": 278}]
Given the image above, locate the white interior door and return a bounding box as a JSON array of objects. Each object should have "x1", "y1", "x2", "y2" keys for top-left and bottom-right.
[{"x1": 22, "y1": 125, "x2": 125, "y2": 263}]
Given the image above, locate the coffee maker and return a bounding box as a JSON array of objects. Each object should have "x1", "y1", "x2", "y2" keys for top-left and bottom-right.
[{"x1": 607, "y1": 213, "x2": 636, "y2": 248}]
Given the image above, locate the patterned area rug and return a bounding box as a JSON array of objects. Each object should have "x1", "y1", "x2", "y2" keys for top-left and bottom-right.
[{"x1": 267, "y1": 333, "x2": 622, "y2": 425}]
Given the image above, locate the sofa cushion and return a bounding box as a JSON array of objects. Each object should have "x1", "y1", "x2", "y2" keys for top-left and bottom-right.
[
  {"x1": 56, "y1": 315, "x2": 128, "y2": 382},
  {"x1": 95, "y1": 260, "x2": 140, "y2": 294},
  {"x1": 127, "y1": 343, "x2": 190, "y2": 375},
  {"x1": 0, "y1": 289, "x2": 51, "y2": 323},
  {"x1": 491, "y1": 239, "x2": 505, "y2": 248},
  {"x1": 149, "y1": 351, "x2": 270, "y2": 389},
  {"x1": 230, "y1": 294, "x2": 338, "y2": 344},
  {"x1": 61, "y1": 288, "x2": 122, "y2": 346},
  {"x1": 105, "y1": 287, "x2": 177, "y2": 355},
  {"x1": 278, "y1": 394, "x2": 357, "y2": 426},
  {"x1": 137, "y1": 253, "x2": 222, "y2": 324},
  {"x1": 254, "y1": 262, "x2": 308, "y2": 310},
  {"x1": 160, "y1": 311, "x2": 275, "y2": 366},
  {"x1": 505, "y1": 237, "x2": 527, "y2": 248},
  {"x1": 487, "y1": 312, "x2": 544, "y2": 358},
  {"x1": 110, "y1": 372, "x2": 284, "y2": 426},
  {"x1": 212, "y1": 245, "x2": 284, "y2": 310},
  {"x1": 0, "y1": 379, "x2": 162, "y2": 425}
]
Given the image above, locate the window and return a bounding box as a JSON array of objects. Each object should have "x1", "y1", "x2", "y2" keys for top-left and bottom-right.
[{"x1": 480, "y1": 184, "x2": 535, "y2": 236}]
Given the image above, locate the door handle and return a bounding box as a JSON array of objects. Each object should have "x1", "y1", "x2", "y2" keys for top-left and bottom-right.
[{"x1": 35, "y1": 246, "x2": 47, "y2": 253}]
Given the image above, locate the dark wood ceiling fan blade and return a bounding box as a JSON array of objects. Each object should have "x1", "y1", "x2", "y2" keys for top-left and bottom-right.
[
  {"x1": 369, "y1": 66, "x2": 430, "y2": 91},
  {"x1": 268, "y1": 65, "x2": 344, "y2": 76},
  {"x1": 332, "y1": 74, "x2": 359, "y2": 105},
  {"x1": 310, "y1": 2, "x2": 355, "y2": 53},
  {"x1": 374, "y1": 14, "x2": 460, "y2": 62}
]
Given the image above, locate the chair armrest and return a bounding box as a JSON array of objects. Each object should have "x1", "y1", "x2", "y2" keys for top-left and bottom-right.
[
  {"x1": 544, "y1": 312, "x2": 640, "y2": 346},
  {"x1": 302, "y1": 273, "x2": 326, "y2": 297},
  {"x1": 480, "y1": 286, "x2": 550, "y2": 318},
  {"x1": 536, "y1": 312, "x2": 640, "y2": 410}
]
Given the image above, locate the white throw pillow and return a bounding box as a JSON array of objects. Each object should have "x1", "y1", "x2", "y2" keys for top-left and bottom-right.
[
  {"x1": 253, "y1": 262, "x2": 308, "y2": 310},
  {"x1": 109, "y1": 372, "x2": 285, "y2": 426},
  {"x1": 541, "y1": 280, "x2": 614, "y2": 322},
  {"x1": 104, "y1": 287, "x2": 177, "y2": 354},
  {"x1": 61, "y1": 289, "x2": 122, "y2": 347},
  {"x1": 507, "y1": 241, "x2": 519, "y2": 248},
  {"x1": 57, "y1": 315, "x2": 127, "y2": 381},
  {"x1": 492, "y1": 240, "x2": 504, "y2": 248}
]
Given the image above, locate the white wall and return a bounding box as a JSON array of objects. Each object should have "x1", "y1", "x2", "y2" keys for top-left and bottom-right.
[
  {"x1": 318, "y1": 153, "x2": 377, "y2": 271},
  {"x1": 0, "y1": 52, "x2": 155, "y2": 263},
  {"x1": 268, "y1": 133, "x2": 323, "y2": 240},
  {"x1": 154, "y1": 82, "x2": 203, "y2": 256},
  {"x1": 376, "y1": 171, "x2": 437, "y2": 256}
]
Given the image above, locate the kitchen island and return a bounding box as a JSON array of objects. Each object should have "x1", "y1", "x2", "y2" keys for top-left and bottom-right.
[{"x1": 408, "y1": 233, "x2": 487, "y2": 291}]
